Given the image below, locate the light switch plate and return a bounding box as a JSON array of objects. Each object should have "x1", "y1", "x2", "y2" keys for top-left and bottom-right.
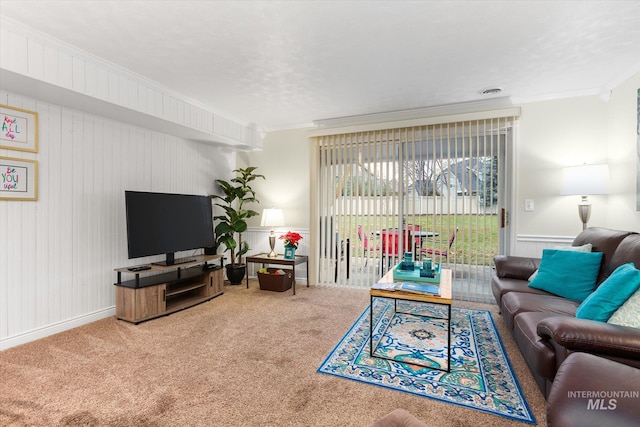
[{"x1": 525, "y1": 199, "x2": 534, "y2": 212}]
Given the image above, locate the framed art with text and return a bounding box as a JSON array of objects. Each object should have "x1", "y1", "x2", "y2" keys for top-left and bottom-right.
[
  {"x1": 0, "y1": 104, "x2": 38, "y2": 153},
  {"x1": 0, "y1": 156, "x2": 38, "y2": 201}
]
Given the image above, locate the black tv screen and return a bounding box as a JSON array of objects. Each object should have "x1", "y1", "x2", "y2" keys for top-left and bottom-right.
[{"x1": 125, "y1": 191, "x2": 215, "y2": 265}]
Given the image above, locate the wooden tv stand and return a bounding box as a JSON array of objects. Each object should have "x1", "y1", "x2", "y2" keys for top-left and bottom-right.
[{"x1": 114, "y1": 254, "x2": 223, "y2": 323}]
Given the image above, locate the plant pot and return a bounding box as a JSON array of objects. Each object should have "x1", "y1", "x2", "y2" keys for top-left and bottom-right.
[
  {"x1": 284, "y1": 246, "x2": 296, "y2": 259},
  {"x1": 258, "y1": 268, "x2": 292, "y2": 292},
  {"x1": 225, "y1": 264, "x2": 246, "y2": 285}
]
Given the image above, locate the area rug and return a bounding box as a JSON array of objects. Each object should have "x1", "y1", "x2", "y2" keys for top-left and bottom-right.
[{"x1": 317, "y1": 299, "x2": 536, "y2": 424}]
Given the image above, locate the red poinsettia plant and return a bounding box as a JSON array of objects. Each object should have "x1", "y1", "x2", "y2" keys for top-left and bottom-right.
[{"x1": 280, "y1": 231, "x2": 303, "y2": 249}]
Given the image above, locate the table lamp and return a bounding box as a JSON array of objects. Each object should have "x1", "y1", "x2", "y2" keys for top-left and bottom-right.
[
  {"x1": 260, "y1": 208, "x2": 285, "y2": 257},
  {"x1": 561, "y1": 164, "x2": 609, "y2": 230}
]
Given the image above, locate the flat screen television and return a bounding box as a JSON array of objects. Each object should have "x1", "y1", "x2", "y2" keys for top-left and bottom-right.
[{"x1": 125, "y1": 190, "x2": 215, "y2": 266}]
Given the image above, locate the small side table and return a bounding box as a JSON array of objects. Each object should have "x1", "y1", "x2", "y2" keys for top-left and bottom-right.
[{"x1": 245, "y1": 253, "x2": 309, "y2": 295}]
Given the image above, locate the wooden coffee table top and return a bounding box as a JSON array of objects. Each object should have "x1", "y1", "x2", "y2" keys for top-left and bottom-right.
[{"x1": 370, "y1": 268, "x2": 452, "y2": 304}]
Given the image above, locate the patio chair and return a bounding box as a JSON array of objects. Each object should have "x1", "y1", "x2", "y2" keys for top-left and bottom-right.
[
  {"x1": 420, "y1": 228, "x2": 458, "y2": 259},
  {"x1": 357, "y1": 225, "x2": 380, "y2": 266}
]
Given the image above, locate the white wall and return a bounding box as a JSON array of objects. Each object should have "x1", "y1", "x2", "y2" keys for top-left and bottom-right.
[
  {"x1": 606, "y1": 71, "x2": 640, "y2": 230},
  {"x1": 0, "y1": 91, "x2": 232, "y2": 350},
  {"x1": 240, "y1": 128, "x2": 310, "y2": 228},
  {"x1": 516, "y1": 71, "x2": 640, "y2": 238},
  {"x1": 516, "y1": 95, "x2": 610, "y2": 236}
]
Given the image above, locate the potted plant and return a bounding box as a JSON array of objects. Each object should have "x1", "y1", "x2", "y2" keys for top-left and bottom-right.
[
  {"x1": 212, "y1": 167, "x2": 265, "y2": 284},
  {"x1": 279, "y1": 231, "x2": 303, "y2": 259}
]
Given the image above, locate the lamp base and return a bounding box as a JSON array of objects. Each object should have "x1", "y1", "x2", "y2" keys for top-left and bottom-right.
[
  {"x1": 578, "y1": 196, "x2": 592, "y2": 231},
  {"x1": 267, "y1": 233, "x2": 277, "y2": 257}
]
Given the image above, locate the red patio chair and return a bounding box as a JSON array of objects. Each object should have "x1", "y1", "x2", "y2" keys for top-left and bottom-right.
[
  {"x1": 420, "y1": 228, "x2": 458, "y2": 259},
  {"x1": 357, "y1": 225, "x2": 380, "y2": 266}
]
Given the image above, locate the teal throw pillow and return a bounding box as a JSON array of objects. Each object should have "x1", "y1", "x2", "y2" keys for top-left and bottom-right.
[
  {"x1": 527, "y1": 243, "x2": 593, "y2": 281},
  {"x1": 576, "y1": 263, "x2": 640, "y2": 322},
  {"x1": 528, "y1": 249, "x2": 603, "y2": 301}
]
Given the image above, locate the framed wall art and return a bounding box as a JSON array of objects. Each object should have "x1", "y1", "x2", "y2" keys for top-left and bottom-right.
[
  {"x1": 0, "y1": 104, "x2": 38, "y2": 153},
  {"x1": 0, "y1": 156, "x2": 38, "y2": 201}
]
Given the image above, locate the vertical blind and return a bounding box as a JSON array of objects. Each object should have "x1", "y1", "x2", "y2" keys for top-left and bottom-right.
[{"x1": 311, "y1": 115, "x2": 517, "y2": 303}]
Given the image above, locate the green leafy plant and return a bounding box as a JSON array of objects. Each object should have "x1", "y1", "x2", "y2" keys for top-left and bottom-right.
[{"x1": 212, "y1": 167, "x2": 265, "y2": 266}]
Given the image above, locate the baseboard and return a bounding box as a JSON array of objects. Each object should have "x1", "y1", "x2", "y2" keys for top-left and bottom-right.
[{"x1": 0, "y1": 306, "x2": 116, "y2": 351}]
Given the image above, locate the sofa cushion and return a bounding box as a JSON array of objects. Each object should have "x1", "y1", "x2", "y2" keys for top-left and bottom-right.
[
  {"x1": 527, "y1": 243, "x2": 593, "y2": 281},
  {"x1": 528, "y1": 249, "x2": 603, "y2": 301},
  {"x1": 605, "y1": 234, "x2": 640, "y2": 277},
  {"x1": 572, "y1": 227, "x2": 637, "y2": 284},
  {"x1": 491, "y1": 275, "x2": 552, "y2": 309},
  {"x1": 513, "y1": 312, "x2": 561, "y2": 384},
  {"x1": 501, "y1": 292, "x2": 580, "y2": 330},
  {"x1": 608, "y1": 287, "x2": 640, "y2": 328},
  {"x1": 576, "y1": 263, "x2": 640, "y2": 322}
]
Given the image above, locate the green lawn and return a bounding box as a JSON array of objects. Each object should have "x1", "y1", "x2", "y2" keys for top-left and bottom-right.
[{"x1": 339, "y1": 214, "x2": 499, "y2": 266}]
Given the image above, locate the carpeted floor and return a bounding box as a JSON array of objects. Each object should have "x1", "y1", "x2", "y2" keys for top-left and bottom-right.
[{"x1": 0, "y1": 282, "x2": 546, "y2": 426}]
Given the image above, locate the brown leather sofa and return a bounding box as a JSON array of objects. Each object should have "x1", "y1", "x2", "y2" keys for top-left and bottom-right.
[
  {"x1": 547, "y1": 352, "x2": 640, "y2": 427},
  {"x1": 491, "y1": 227, "x2": 640, "y2": 398}
]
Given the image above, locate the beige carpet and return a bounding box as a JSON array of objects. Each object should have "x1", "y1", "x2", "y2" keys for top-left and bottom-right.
[{"x1": 0, "y1": 282, "x2": 546, "y2": 426}]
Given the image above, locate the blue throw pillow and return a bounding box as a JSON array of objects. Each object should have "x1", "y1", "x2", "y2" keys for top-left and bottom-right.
[
  {"x1": 576, "y1": 263, "x2": 640, "y2": 322},
  {"x1": 528, "y1": 249, "x2": 603, "y2": 301}
]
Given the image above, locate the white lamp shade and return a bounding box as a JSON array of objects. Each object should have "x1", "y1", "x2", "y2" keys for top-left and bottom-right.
[
  {"x1": 260, "y1": 208, "x2": 285, "y2": 227},
  {"x1": 561, "y1": 164, "x2": 609, "y2": 196}
]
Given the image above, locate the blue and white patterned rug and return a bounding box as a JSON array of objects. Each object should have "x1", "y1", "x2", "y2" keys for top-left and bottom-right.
[{"x1": 317, "y1": 299, "x2": 536, "y2": 424}]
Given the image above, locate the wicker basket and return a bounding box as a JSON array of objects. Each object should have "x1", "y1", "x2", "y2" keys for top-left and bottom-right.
[{"x1": 257, "y1": 268, "x2": 293, "y2": 292}]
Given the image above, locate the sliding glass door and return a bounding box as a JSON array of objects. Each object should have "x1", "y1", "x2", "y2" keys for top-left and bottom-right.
[{"x1": 312, "y1": 116, "x2": 515, "y2": 303}]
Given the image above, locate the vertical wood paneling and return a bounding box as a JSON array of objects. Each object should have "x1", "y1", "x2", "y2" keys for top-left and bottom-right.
[
  {"x1": 1, "y1": 18, "x2": 260, "y2": 149},
  {"x1": 27, "y1": 38, "x2": 44, "y2": 80},
  {"x1": 58, "y1": 51, "x2": 73, "y2": 89},
  {"x1": 4, "y1": 30, "x2": 28, "y2": 73},
  {"x1": 0, "y1": 89, "x2": 233, "y2": 349},
  {"x1": 0, "y1": 29, "x2": 9, "y2": 70},
  {"x1": 43, "y1": 45, "x2": 59, "y2": 84},
  {"x1": 0, "y1": 96, "x2": 8, "y2": 338},
  {"x1": 108, "y1": 71, "x2": 119, "y2": 104},
  {"x1": 72, "y1": 57, "x2": 86, "y2": 93}
]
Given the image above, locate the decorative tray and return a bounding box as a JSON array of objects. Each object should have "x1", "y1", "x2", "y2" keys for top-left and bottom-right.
[{"x1": 392, "y1": 262, "x2": 441, "y2": 284}]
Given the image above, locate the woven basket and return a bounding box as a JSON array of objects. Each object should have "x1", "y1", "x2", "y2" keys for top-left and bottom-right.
[{"x1": 257, "y1": 268, "x2": 292, "y2": 292}]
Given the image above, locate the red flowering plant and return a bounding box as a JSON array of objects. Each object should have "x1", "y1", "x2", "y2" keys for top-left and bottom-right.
[{"x1": 280, "y1": 231, "x2": 303, "y2": 249}]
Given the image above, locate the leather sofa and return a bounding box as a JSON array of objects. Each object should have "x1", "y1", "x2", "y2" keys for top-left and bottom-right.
[
  {"x1": 547, "y1": 352, "x2": 640, "y2": 427},
  {"x1": 368, "y1": 409, "x2": 428, "y2": 427},
  {"x1": 491, "y1": 227, "x2": 640, "y2": 398}
]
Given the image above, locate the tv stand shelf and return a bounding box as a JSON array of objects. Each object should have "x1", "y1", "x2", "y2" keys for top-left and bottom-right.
[{"x1": 114, "y1": 254, "x2": 223, "y2": 324}]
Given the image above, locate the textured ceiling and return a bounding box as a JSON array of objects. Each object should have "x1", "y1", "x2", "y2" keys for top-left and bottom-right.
[{"x1": 1, "y1": 0, "x2": 640, "y2": 131}]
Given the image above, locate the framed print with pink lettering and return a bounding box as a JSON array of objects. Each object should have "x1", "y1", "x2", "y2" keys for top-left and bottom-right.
[
  {"x1": 0, "y1": 156, "x2": 38, "y2": 201},
  {"x1": 0, "y1": 104, "x2": 38, "y2": 153}
]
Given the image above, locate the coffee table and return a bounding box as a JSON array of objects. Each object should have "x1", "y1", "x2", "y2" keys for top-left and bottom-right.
[{"x1": 369, "y1": 268, "x2": 453, "y2": 371}]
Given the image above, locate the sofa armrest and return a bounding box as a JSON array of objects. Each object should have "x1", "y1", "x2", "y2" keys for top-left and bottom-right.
[
  {"x1": 537, "y1": 316, "x2": 640, "y2": 359},
  {"x1": 493, "y1": 255, "x2": 540, "y2": 280}
]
